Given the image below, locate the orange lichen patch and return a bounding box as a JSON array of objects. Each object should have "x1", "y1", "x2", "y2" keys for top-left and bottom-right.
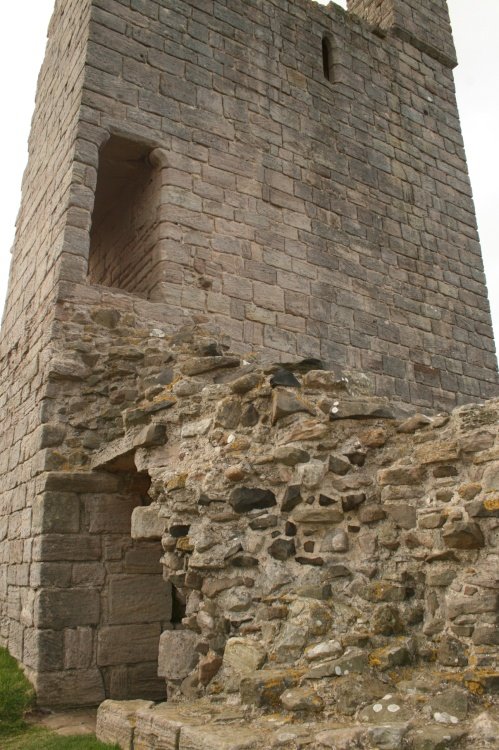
[
  {"x1": 152, "y1": 392, "x2": 178, "y2": 406},
  {"x1": 464, "y1": 669, "x2": 499, "y2": 695},
  {"x1": 483, "y1": 493, "x2": 499, "y2": 511},
  {"x1": 466, "y1": 680, "x2": 484, "y2": 696},
  {"x1": 359, "y1": 427, "x2": 388, "y2": 448},
  {"x1": 225, "y1": 437, "x2": 251, "y2": 453},
  {"x1": 176, "y1": 537, "x2": 194, "y2": 552},
  {"x1": 167, "y1": 473, "x2": 188, "y2": 491}
]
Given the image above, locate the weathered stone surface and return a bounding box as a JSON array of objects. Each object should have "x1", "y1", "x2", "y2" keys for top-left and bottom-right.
[
  {"x1": 341, "y1": 492, "x2": 366, "y2": 512},
  {"x1": 330, "y1": 400, "x2": 396, "y2": 421},
  {"x1": 359, "y1": 694, "x2": 411, "y2": 724},
  {"x1": 215, "y1": 398, "x2": 242, "y2": 430},
  {"x1": 291, "y1": 507, "x2": 343, "y2": 525},
  {"x1": 229, "y1": 487, "x2": 276, "y2": 513},
  {"x1": 378, "y1": 466, "x2": 426, "y2": 486},
  {"x1": 368, "y1": 723, "x2": 410, "y2": 750},
  {"x1": 131, "y1": 505, "x2": 166, "y2": 540},
  {"x1": 305, "y1": 640, "x2": 343, "y2": 662},
  {"x1": 361, "y1": 582, "x2": 406, "y2": 603},
  {"x1": 371, "y1": 605, "x2": 404, "y2": 636},
  {"x1": 98, "y1": 624, "x2": 161, "y2": 667},
  {"x1": 369, "y1": 641, "x2": 413, "y2": 670},
  {"x1": 270, "y1": 370, "x2": 301, "y2": 388},
  {"x1": 321, "y1": 530, "x2": 349, "y2": 553},
  {"x1": 157, "y1": 631, "x2": 199, "y2": 680},
  {"x1": 35, "y1": 668, "x2": 106, "y2": 708},
  {"x1": 436, "y1": 637, "x2": 468, "y2": 667},
  {"x1": 411, "y1": 725, "x2": 465, "y2": 749},
  {"x1": 280, "y1": 686, "x2": 324, "y2": 713},
  {"x1": 359, "y1": 504, "x2": 387, "y2": 524},
  {"x1": 328, "y1": 453, "x2": 351, "y2": 475},
  {"x1": 468, "y1": 712, "x2": 499, "y2": 748},
  {"x1": 229, "y1": 372, "x2": 262, "y2": 395},
  {"x1": 271, "y1": 389, "x2": 314, "y2": 424},
  {"x1": 134, "y1": 703, "x2": 203, "y2": 750},
  {"x1": 303, "y1": 370, "x2": 349, "y2": 392},
  {"x1": 108, "y1": 576, "x2": 171, "y2": 625},
  {"x1": 181, "y1": 418, "x2": 212, "y2": 438},
  {"x1": 97, "y1": 699, "x2": 154, "y2": 750},
  {"x1": 467, "y1": 496, "x2": 499, "y2": 518},
  {"x1": 240, "y1": 668, "x2": 302, "y2": 707},
  {"x1": 198, "y1": 652, "x2": 222, "y2": 686},
  {"x1": 180, "y1": 724, "x2": 265, "y2": 749},
  {"x1": 397, "y1": 414, "x2": 433, "y2": 433},
  {"x1": 306, "y1": 649, "x2": 368, "y2": 679},
  {"x1": 333, "y1": 674, "x2": 388, "y2": 717},
  {"x1": 86, "y1": 495, "x2": 138, "y2": 534},
  {"x1": 442, "y1": 520, "x2": 485, "y2": 549},
  {"x1": 385, "y1": 503, "x2": 417, "y2": 529},
  {"x1": 223, "y1": 638, "x2": 267, "y2": 675},
  {"x1": 35, "y1": 590, "x2": 100, "y2": 629},
  {"x1": 273, "y1": 445, "x2": 310, "y2": 466},
  {"x1": 181, "y1": 357, "x2": 240, "y2": 376},
  {"x1": 431, "y1": 688, "x2": 468, "y2": 721},
  {"x1": 281, "y1": 485, "x2": 303, "y2": 512},
  {"x1": 133, "y1": 423, "x2": 167, "y2": 448},
  {"x1": 268, "y1": 538, "x2": 296, "y2": 561},
  {"x1": 315, "y1": 726, "x2": 366, "y2": 748}
]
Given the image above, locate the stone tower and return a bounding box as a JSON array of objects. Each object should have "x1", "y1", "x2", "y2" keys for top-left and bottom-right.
[{"x1": 0, "y1": 0, "x2": 497, "y2": 707}]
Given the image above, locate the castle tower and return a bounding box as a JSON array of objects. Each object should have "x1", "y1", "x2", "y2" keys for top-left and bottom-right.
[{"x1": 0, "y1": 0, "x2": 497, "y2": 706}]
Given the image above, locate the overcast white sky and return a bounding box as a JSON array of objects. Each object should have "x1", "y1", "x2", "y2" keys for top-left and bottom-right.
[{"x1": 0, "y1": 0, "x2": 497, "y2": 349}]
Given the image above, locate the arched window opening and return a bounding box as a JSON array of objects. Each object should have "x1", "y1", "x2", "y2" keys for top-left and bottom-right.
[{"x1": 322, "y1": 36, "x2": 332, "y2": 81}]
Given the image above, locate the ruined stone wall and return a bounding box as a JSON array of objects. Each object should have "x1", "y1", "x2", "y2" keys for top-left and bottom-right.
[
  {"x1": 0, "y1": 0, "x2": 91, "y2": 660},
  {"x1": 0, "y1": 0, "x2": 498, "y2": 714},
  {"x1": 79, "y1": 319, "x2": 497, "y2": 749},
  {"x1": 66, "y1": 0, "x2": 498, "y2": 409},
  {"x1": 28, "y1": 294, "x2": 499, "y2": 720}
]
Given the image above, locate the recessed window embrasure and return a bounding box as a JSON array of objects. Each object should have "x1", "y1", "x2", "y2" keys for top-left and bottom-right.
[
  {"x1": 322, "y1": 36, "x2": 333, "y2": 81},
  {"x1": 88, "y1": 135, "x2": 160, "y2": 298}
]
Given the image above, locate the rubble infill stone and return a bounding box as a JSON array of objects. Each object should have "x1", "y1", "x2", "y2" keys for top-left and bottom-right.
[
  {"x1": 180, "y1": 356, "x2": 240, "y2": 375},
  {"x1": 240, "y1": 668, "x2": 303, "y2": 707},
  {"x1": 305, "y1": 649, "x2": 368, "y2": 679},
  {"x1": 124, "y1": 396, "x2": 177, "y2": 427},
  {"x1": 158, "y1": 631, "x2": 199, "y2": 680},
  {"x1": 291, "y1": 507, "x2": 343, "y2": 525},
  {"x1": 442, "y1": 520, "x2": 485, "y2": 549},
  {"x1": 329, "y1": 400, "x2": 398, "y2": 420},
  {"x1": 280, "y1": 686, "x2": 324, "y2": 713},
  {"x1": 410, "y1": 725, "x2": 465, "y2": 749},
  {"x1": 271, "y1": 388, "x2": 315, "y2": 424},
  {"x1": 229, "y1": 487, "x2": 277, "y2": 513},
  {"x1": 222, "y1": 637, "x2": 267, "y2": 675}
]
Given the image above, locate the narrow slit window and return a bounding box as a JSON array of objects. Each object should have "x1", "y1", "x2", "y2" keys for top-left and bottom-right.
[{"x1": 322, "y1": 37, "x2": 332, "y2": 81}]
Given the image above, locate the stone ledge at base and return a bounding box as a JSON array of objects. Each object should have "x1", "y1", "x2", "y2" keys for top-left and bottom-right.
[{"x1": 96, "y1": 697, "x2": 499, "y2": 750}]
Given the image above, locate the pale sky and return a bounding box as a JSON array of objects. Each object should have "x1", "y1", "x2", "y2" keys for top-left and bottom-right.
[{"x1": 0, "y1": 1, "x2": 497, "y2": 351}]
